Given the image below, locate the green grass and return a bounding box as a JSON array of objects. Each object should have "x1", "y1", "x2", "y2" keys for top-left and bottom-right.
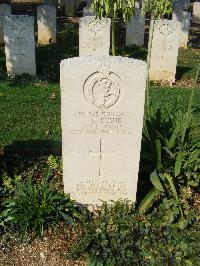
[
  {"x1": 0, "y1": 80, "x2": 61, "y2": 155},
  {"x1": 176, "y1": 48, "x2": 200, "y2": 82}
]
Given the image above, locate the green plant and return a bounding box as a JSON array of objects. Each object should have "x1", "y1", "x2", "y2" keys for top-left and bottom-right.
[
  {"x1": 68, "y1": 200, "x2": 139, "y2": 266},
  {"x1": 92, "y1": 0, "x2": 135, "y2": 55},
  {"x1": 137, "y1": 190, "x2": 200, "y2": 265},
  {"x1": 139, "y1": 91, "x2": 200, "y2": 220},
  {"x1": 0, "y1": 170, "x2": 79, "y2": 238}
]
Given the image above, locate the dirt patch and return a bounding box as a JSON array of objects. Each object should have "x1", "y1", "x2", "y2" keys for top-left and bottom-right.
[{"x1": 0, "y1": 227, "x2": 86, "y2": 266}]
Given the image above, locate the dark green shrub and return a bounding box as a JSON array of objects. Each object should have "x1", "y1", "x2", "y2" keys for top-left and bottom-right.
[
  {"x1": 139, "y1": 104, "x2": 200, "y2": 213},
  {"x1": 68, "y1": 194, "x2": 200, "y2": 266},
  {"x1": 60, "y1": 23, "x2": 78, "y2": 46},
  {"x1": 68, "y1": 200, "x2": 139, "y2": 266},
  {"x1": 137, "y1": 190, "x2": 200, "y2": 265},
  {"x1": 0, "y1": 170, "x2": 79, "y2": 238}
]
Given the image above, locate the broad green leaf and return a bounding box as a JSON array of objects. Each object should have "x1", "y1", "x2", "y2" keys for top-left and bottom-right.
[
  {"x1": 175, "y1": 151, "x2": 183, "y2": 177},
  {"x1": 150, "y1": 170, "x2": 164, "y2": 192},
  {"x1": 155, "y1": 138, "x2": 162, "y2": 171},
  {"x1": 138, "y1": 187, "x2": 161, "y2": 213}
]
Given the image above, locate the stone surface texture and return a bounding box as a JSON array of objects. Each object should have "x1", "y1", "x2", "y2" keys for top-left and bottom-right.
[
  {"x1": 149, "y1": 19, "x2": 180, "y2": 82},
  {"x1": 193, "y1": 2, "x2": 200, "y2": 23},
  {"x1": 0, "y1": 4, "x2": 11, "y2": 44},
  {"x1": 126, "y1": 8, "x2": 145, "y2": 47},
  {"x1": 37, "y1": 4, "x2": 57, "y2": 44},
  {"x1": 61, "y1": 56, "x2": 147, "y2": 207},
  {"x1": 79, "y1": 16, "x2": 111, "y2": 56},
  {"x1": 172, "y1": 10, "x2": 191, "y2": 48},
  {"x1": 4, "y1": 15, "x2": 36, "y2": 75}
]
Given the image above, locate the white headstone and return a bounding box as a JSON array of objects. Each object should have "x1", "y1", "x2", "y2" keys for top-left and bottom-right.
[
  {"x1": 61, "y1": 56, "x2": 147, "y2": 207},
  {"x1": 0, "y1": 4, "x2": 11, "y2": 44},
  {"x1": 79, "y1": 16, "x2": 111, "y2": 56},
  {"x1": 64, "y1": 0, "x2": 75, "y2": 16},
  {"x1": 37, "y1": 5, "x2": 57, "y2": 44},
  {"x1": 193, "y1": 2, "x2": 200, "y2": 24},
  {"x1": 172, "y1": 11, "x2": 191, "y2": 48},
  {"x1": 83, "y1": 7, "x2": 95, "y2": 17},
  {"x1": 126, "y1": 8, "x2": 145, "y2": 47},
  {"x1": 4, "y1": 15, "x2": 36, "y2": 76},
  {"x1": 149, "y1": 19, "x2": 180, "y2": 82}
]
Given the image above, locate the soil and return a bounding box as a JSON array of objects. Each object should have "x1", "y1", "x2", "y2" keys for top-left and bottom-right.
[{"x1": 0, "y1": 227, "x2": 86, "y2": 266}]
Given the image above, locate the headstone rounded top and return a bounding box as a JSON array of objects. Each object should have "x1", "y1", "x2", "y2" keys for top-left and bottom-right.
[{"x1": 61, "y1": 56, "x2": 147, "y2": 68}]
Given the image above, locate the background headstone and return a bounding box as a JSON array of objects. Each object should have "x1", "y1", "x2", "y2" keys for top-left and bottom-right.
[
  {"x1": 193, "y1": 2, "x2": 200, "y2": 23},
  {"x1": 4, "y1": 15, "x2": 36, "y2": 75},
  {"x1": 61, "y1": 56, "x2": 147, "y2": 206},
  {"x1": 79, "y1": 16, "x2": 111, "y2": 56},
  {"x1": 126, "y1": 8, "x2": 145, "y2": 47},
  {"x1": 172, "y1": 10, "x2": 191, "y2": 48},
  {"x1": 37, "y1": 5, "x2": 57, "y2": 44},
  {"x1": 149, "y1": 19, "x2": 180, "y2": 82},
  {"x1": 0, "y1": 4, "x2": 11, "y2": 44}
]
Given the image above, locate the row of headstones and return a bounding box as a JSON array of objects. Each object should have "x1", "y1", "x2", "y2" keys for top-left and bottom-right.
[
  {"x1": 126, "y1": 0, "x2": 200, "y2": 48},
  {"x1": 0, "y1": 3, "x2": 58, "y2": 75},
  {"x1": 0, "y1": 3, "x2": 56, "y2": 45},
  {"x1": 1, "y1": 2, "x2": 200, "y2": 81}
]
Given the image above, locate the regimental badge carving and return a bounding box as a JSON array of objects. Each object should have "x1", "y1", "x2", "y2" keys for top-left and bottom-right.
[
  {"x1": 83, "y1": 65, "x2": 121, "y2": 109},
  {"x1": 88, "y1": 19, "x2": 104, "y2": 37},
  {"x1": 158, "y1": 22, "x2": 173, "y2": 38}
]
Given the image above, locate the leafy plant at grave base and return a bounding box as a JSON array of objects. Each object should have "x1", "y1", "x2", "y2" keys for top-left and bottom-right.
[
  {"x1": 0, "y1": 169, "x2": 80, "y2": 238},
  {"x1": 91, "y1": 0, "x2": 135, "y2": 55},
  {"x1": 137, "y1": 189, "x2": 200, "y2": 265},
  {"x1": 67, "y1": 196, "x2": 200, "y2": 265},
  {"x1": 139, "y1": 94, "x2": 200, "y2": 214},
  {"x1": 142, "y1": 0, "x2": 173, "y2": 113},
  {"x1": 67, "y1": 200, "x2": 139, "y2": 266}
]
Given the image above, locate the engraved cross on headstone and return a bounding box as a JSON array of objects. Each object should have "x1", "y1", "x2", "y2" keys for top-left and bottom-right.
[{"x1": 89, "y1": 138, "x2": 115, "y2": 177}]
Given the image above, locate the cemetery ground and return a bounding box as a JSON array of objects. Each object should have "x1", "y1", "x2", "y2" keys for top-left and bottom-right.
[{"x1": 0, "y1": 23, "x2": 200, "y2": 265}]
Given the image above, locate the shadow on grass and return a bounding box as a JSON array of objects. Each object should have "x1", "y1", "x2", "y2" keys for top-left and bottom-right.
[
  {"x1": 117, "y1": 45, "x2": 147, "y2": 61},
  {"x1": 0, "y1": 140, "x2": 61, "y2": 181},
  {"x1": 176, "y1": 66, "x2": 193, "y2": 80},
  {"x1": 0, "y1": 73, "x2": 39, "y2": 87},
  {"x1": 1, "y1": 140, "x2": 61, "y2": 159}
]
